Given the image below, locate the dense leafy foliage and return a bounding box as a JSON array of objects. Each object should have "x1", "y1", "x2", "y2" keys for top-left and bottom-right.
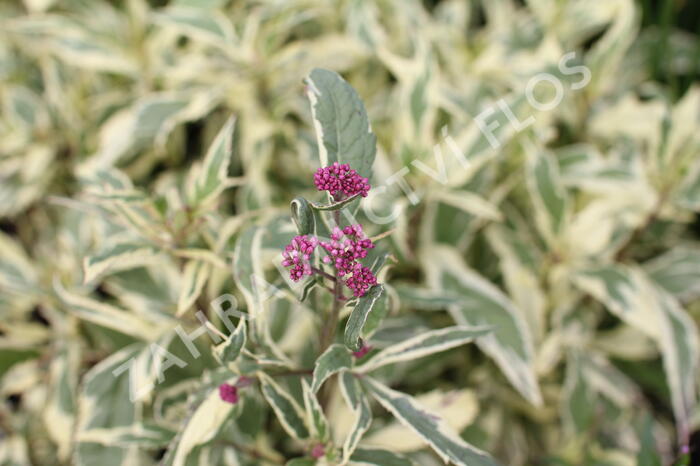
[{"x1": 1, "y1": 0, "x2": 699, "y2": 465}]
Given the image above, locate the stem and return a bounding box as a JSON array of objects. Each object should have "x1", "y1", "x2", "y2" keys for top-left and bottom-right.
[
  {"x1": 319, "y1": 209, "x2": 344, "y2": 353},
  {"x1": 311, "y1": 266, "x2": 336, "y2": 282},
  {"x1": 317, "y1": 209, "x2": 345, "y2": 408}
]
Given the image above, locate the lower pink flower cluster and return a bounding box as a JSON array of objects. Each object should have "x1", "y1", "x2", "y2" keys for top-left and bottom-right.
[{"x1": 281, "y1": 224, "x2": 377, "y2": 297}]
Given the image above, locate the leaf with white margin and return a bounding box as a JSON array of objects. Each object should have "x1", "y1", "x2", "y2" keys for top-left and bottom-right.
[
  {"x1": 83, "y1": 242, "x2": 160, "y2": 283},
  {"x1": 362, "y1": 389, "x2": 478, "y2": 454},
  {"x1": 573, "y1": 264, "x2": 699, "y2": 438},
  {"x1": 176, "y1": 260, "x2": 211, "y2": 316},
  {"x1": 431, "y1": 189, "x2": 503, "y2": 222},
  {"x1": 344, "y1": 285, "x2": 385, "y2": 352},
  {"x1": 524, "y1": 142, "x2": 569, "y2": 245},
  {"x1": 423, "y1": 246, "x2": 542, "y2": 406},
  {"x1": 562, "y1": 351, "x2": 595, "y2": 435},
  {"x1": 349, "y1": 448, "x2": 415, "y2": 465},
  {"x1": 54, "y1": 279, "x2": 163, "y2": 340},
  {"x1": 76, "y1": 423, "x2": 175, "y2": 448},
  {"x1": 362, "y1": 378, "x2": 499, "y2": 466},
  {"x1": 311, "y1": 344, "x2": 352, "y2": 393},
  {"x1": 232, "y1": 226, "x2": 265, "y2": 320},
  {"x1": 304, "y1": 68, "x2": 376, "y2": 179},
  {"x1": 214, "y1": 318, "x2": 246, "y2": 365},
  {"x1": 291, "y1": 197, "x2": 315, "y2": 236},
  {"x1": 259, "y1": 372, "x2": 309, "y2": 440},
  {"x1": 646, "y1": 245, "x2": 700, "y2": 302},
  {"x1": 302, "y1": 379, "x2": 329, "y2": 442},
  {"x1": 170, "y1": 380, "x2": 239, "y2": 466},
  {"x1": 75, "y1": 345, "x2": 142, "y2": 466},
  {"x1": 0, "y1": 231, "x2": 37, "y2": 294},
  {"x1": 486, "y1": 225, "x2": 546, "y2": 342},
  {"x1": 42, "y1": 341, "x2": 80, "y2": 461},
  {"x1": 357, "y1": 325, "x2": 490, "y2": 373},
  {"x1": 187, "y1": 116, "x2": 236, "y2": 209},
  {"x1": 339, "y1": 372, "x2": 372, "y2": 463},
  {"x1": 153, "y1": 6, "x2": 236, "y2": 45},
  {"x1": 678, "y1": 158, "x2": 700, "y2": 211}
]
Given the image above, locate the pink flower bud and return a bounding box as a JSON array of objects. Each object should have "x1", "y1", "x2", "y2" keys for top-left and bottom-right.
[{"x1": 218, "y1": 383, "x2": 239, "y2": 404}]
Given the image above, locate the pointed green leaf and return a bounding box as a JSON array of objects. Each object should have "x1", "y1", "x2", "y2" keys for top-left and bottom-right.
[
  {"x1": 311, "y1": 344, "x2": 352, "y2": 393},
  {"x1": 176, "y1": 260, "x2": 211, "y2": 316},
  {"x1": 424, "y1": 247, "x2": 541, "y2": 405},
  {"x1": 302, "y1": 379, "x2": 329, "y2": 442},
  {"x1": 358, "y1": 325, "x2": 491, "y2": 373},
  {"x1": 362, "y1": 378, "x2": 499, "y2": 466},
  {"x1": 214, "y1": 318, "x2": 246, "y2": 364},
  {"x1": 339, "y1": 372, "x2": 372, "y2": 462},
  {"x1": 291, "y1": 197, "x2": 315, "y2": 235},
  {"x1": 259, "y1": 373, "x2": 309, "y2": 440},
  {"x1": 83, "y1": 242, "x2": 159, "y2": 283},
  {"x1": 305, "y1": 68, "x2": 376, "y2": 179},
  {"x1": 350, "y1": 448, "x2": 415, "y2": 466},
  {"x1": 188, "y1": 116, "x2": 235, "y2": 208},
  {"x1": 344, "y1": 285, "x2": 385, "y2": 352},
  {"x1": 574, "y1": 264, "x2": 699, "y2": 438}
]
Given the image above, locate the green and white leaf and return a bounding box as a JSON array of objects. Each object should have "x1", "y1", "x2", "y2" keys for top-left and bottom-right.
[
  {"x1": 305, "y1": 68, "x2": 377, "y2": 179},
  {"x1": 339, "y1": 372, "x2": 372, "y2": 463},
  {"x1": 83, "y1": 242, "x2": 160, "y2": 283},
  {"x1": 186, "y1": 116, "x2": 236, "y2": 208},
  {"x1": 362, "y1": 378, "x2": 499, "y2": 466},
  {"x1": 358, "y1": 325, "x2": 491, "y2": 373},
  {"x1": 344, "y1": 285, "x2": 385, "y2": 352},
  {"x1": 349, "y1": 448, "x2": 415, "y2": 466},
  {"x1": 170, "y1": 380, "x2": 238, "y2": 466},
  {"x1": 76, "y1": 423, "x2": 176, "y2": 448},
  {"x1": 291, "y1": 197, "x2": 315, "y2": 236},
  {"x1": 214, "y1": 318, "x2": 246, "y2": 365},
  {"x1": 176, "y1": 260, "x2": 211, "y2": 316},
  {"x1": 573, "y1": 264, "x2": 699, "y2": 437},
  {"x1": 75, "y1": 345, "x2": 142, "y2": 466},
  {"x1": 258, "y1": 372, "x2": 310, "y2": 440},
  {"x1": 646, "y1": 246, "x2": 700, "y2": 302},
  {"x1": 42, "y1": 341, "x2": 80, "y2": 461},
  {"x1": 302, "y1": 379, "x2": 329, "y2": 442},
  {"x1": 311, "y1": 344, "x2": 352, "y2": 393},
  {"x1": 54, "y1": 280, "x2": 165, "y2": 340},
  {"x1": 524, "y1": 143, "x2": 569, "y2": 245},
  {"x1": 423, "y1": 246, "x2": 542, "y2": 405}
]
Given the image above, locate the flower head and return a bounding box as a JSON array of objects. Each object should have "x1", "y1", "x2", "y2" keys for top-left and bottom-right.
[
  {"x1": 314, "y1": 162, "x2": 370, "y2": 199},
  {"x1": 219, "y1": 383, "x2": 239, "y2": 404},
  {"x1": 282, "y1": 235, "x2": 318, "y2": 281},
  {"x1": 319, "y1": 225, "x2": 374, "y2": 277}
]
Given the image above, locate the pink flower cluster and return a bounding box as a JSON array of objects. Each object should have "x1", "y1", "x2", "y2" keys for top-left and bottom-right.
[
  {"x1": 319, "y1": 225, "x2": 377, "y2": 297},
  {"x1": 282, "y1": 235, "x2": 318, "y2": 281},
  {"x1": 281, "y1": 225, "x2": 377, "y2": 297},
  {"x1": 320, "y1": 225, "x2": 374, "y2": 275},
  {"x1": 314, "y1": 162, "x2": 370, "y2": 199}
]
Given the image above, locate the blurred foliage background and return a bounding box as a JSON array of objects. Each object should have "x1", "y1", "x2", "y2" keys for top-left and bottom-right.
[{"x1": 0, "y1": 0, "x2": 699, "y2": 465}]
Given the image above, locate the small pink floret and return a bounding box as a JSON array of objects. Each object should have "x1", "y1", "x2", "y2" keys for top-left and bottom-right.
[
  {"x1": 352, "y1": 344, "x2": 372, "y2": 358},
  {"x1": 218, "y1": 383, "x2": 239, "y2": 404},
  {"x1": 310, "y1": 444, "x2": 325, "y2": 459}
]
